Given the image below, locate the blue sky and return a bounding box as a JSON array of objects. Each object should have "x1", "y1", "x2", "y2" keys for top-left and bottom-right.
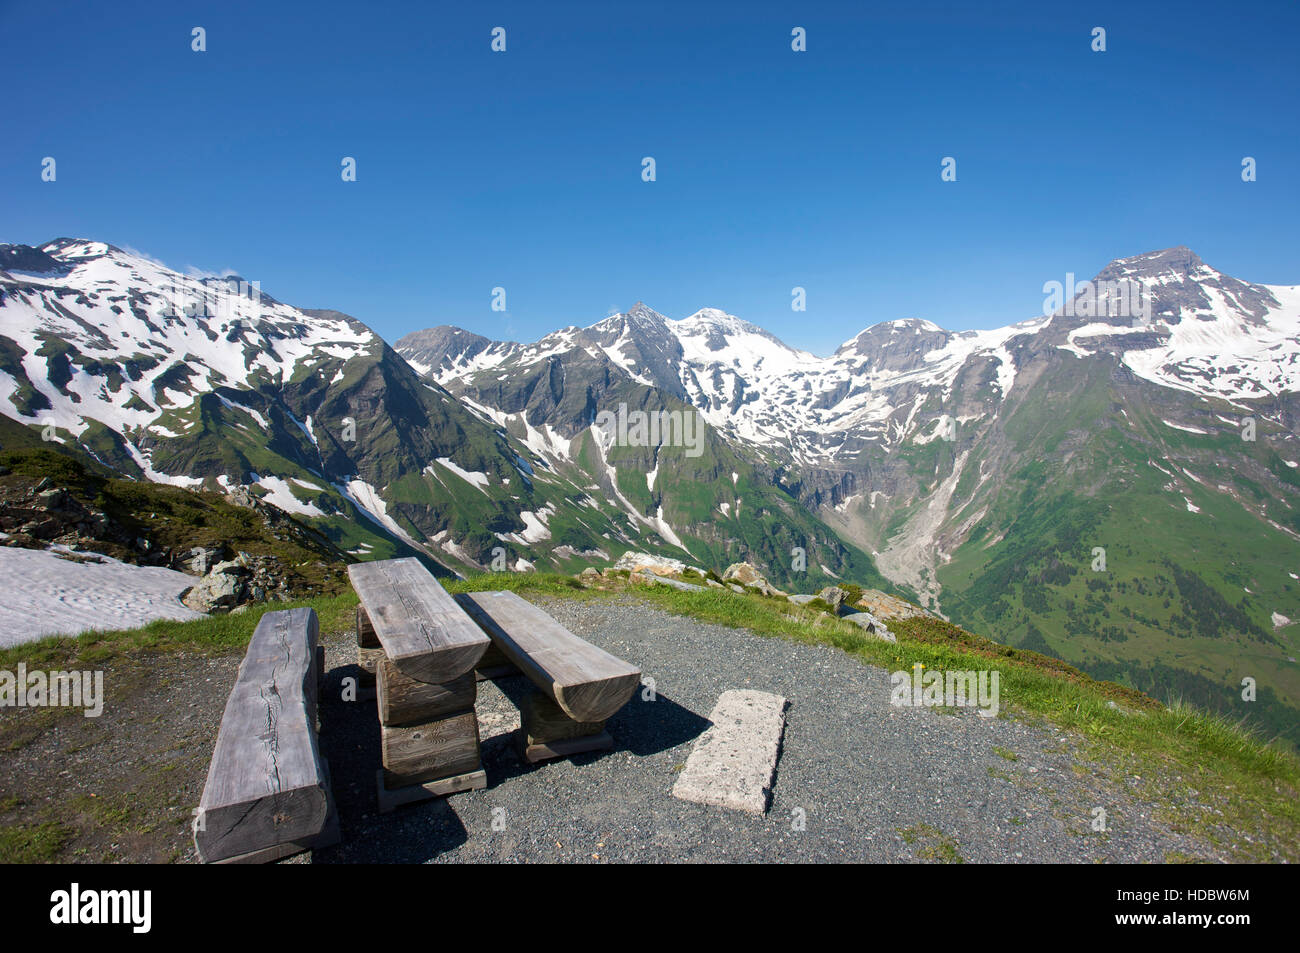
[{"x1": 3, "y1": 0, "x2": 1297, "y2": 355}]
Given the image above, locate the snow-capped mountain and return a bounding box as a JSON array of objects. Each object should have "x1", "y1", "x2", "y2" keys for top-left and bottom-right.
[
  {"x1": 406, "y1": 247, "x2": 1300, "y2": 467},
  {"x1": 0, "y1": 239, "x2": 377, "y2": 482},
  {"x1": 0, "y1": 239, "x2": 880, "y2": 583}
]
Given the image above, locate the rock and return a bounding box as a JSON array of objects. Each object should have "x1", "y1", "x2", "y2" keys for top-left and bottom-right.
[
  {"x1": 722, "y1": 562, "x2": 786, "y2": 597},
  {"x1": 787, "y1": 594, "x2": 817, "y2": 606},
  {"x1": 578, "y1": 567, "x2": 601, "y2": 584},
  {"x1": 706, "y1": 578, "x2": 725, "y2": 589},
  {"x1": 727, "y1": 583, "x2": 745, "y2": 594},
  {"x1": 613, "y1": 551, "x2": 686, "y2": 576},
  {"x1": 817, "y1": 586, "x2": 846, "y2": 611},
  {"x1": 187, "y1": 546, "x2": 224, "y2": 575},
  {"x1": 224, "y1": 487, "x2": 259, "y2": 509},
  {"x1": 853, "y1": 589, "x2": 934, "y2": 621},
  {"x1": 181, "y1": 573, "x2": 246, "y2": 613},
  {"x1": 21, "y1": 519, "x2": 60, "y2": 540},
  {"x1": 723, "y1": 562, "x2": 764, "y2": 586},
  {"x1": 210, "y1": 557, "x2": 250, "y2": 576},
  {"x1": 632, "y1": 571, "x2": 704, "y2": 592},
  {"x1": 843, "y1": 612, "x2": 895, "y2": 642},
  {"x1": 36, "y1": 488, "x2": 65, "y2": 508}
]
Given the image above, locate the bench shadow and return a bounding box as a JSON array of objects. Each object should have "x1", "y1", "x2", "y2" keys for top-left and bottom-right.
[
  {"x1": 610, "y1": 691, "x2": 712, "y2": 757},
  {"x1": 312, "y1": 662, "x2": 470, "y2": 863},
  {"x1": 482, "y1": 673, "x2": 711, "y2": 782},
  {"x1": 312, "y1": 662, "x2": 713, "y2": 860}
]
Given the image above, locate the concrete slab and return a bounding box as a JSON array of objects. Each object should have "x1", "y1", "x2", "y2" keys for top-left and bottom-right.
[{"x1": 671, "y1": 689, "x2": 787, "y2": 814}]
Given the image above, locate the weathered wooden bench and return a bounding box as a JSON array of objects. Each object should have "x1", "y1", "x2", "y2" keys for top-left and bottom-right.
[
  {"x1": 455, "y1": 591, "x2": 642, "y2": 763},
  {"x1": 348, "y1": 557, "x2": 491, "y2": 812},
  {"x1": 194, "y1": 607, "x2": 339, "y2": 864}
]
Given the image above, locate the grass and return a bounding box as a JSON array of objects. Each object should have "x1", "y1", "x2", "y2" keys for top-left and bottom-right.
[
  {"x1": 897, "y1": 823, "x2": 965, "y2": 863},
  {"x1": 0, "y1": 820, "x2": 75, "y2": 863},
  {"x1": 0, "y1": 592, "x2": 360, "y2": 669}
]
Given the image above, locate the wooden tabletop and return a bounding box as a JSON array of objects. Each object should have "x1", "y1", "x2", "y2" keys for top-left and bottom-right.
[{"x1": 348, "y1": 558, "x2": 489, "y2": 684}]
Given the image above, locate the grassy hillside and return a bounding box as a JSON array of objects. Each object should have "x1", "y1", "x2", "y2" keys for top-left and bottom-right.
[
  {"x1": 936, "y1": 355, "x2": 1300, "y2": 751},
  {"x1": 0, "y1": 441, "x2": 354, "y2": 595}
]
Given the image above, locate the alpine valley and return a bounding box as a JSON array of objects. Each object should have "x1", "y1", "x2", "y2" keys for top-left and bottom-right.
[{"x1": 2, "y1": 239, "x2": 1298, "y2": 745}]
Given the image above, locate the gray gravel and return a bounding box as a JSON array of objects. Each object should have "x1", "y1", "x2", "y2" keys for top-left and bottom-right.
[{"x1": 311, "y1": 594, "x2": 1224, "y2": 863}]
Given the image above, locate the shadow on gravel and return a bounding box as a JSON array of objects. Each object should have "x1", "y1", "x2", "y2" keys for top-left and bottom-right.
[
  {"x1": 487, "y1": 673, "x2": 712, "y2": 761},
  {"x1": 610, "y1": 693, "x2": 711, "y2": 757},
  {"x1": 310, "y1": 663, "x2": 712, "y2": 861},
  {"x1": 312, "y1": 663, "x2": 470, "y2": 863}
]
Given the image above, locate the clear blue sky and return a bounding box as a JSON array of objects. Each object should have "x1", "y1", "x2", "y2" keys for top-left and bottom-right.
[{"x1": 3, "y1": 0, "x2": 1297, "y2": 355}]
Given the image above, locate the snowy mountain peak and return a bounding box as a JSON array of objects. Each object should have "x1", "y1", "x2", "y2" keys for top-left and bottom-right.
[
  {"x1": 1101, "y1": 245, "x2": 1207, "y2": 280},
  {"x1": 836, "y1": 318, "x2": 950, "y2": 357},
  {"x1": 39, "y1": 238, "x2": 118, "y2": 261},
  {"x1": 623, "y1": 301, "x2": 669, "y2": 323},
  {"x1": 396, "y1": 245, "x2": 1297, "y2": 462},
  {"x1": 0, "y1": 243, "x2": 67, "y2": 275},
  {"x1": 0, "y1": 237, "x2": 378, "y2": 452}
]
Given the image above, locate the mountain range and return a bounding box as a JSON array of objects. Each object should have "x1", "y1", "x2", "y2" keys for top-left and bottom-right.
[{"x1": 2, "y1": 238, "x2": 1297, "y2": 745}]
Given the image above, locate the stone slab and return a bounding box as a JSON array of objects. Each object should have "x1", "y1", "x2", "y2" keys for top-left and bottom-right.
[{"x1": 671, "y1": 689, "x2": 787, "y2": 814}]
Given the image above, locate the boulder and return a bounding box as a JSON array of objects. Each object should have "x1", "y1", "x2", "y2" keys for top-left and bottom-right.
[
  {"x1": 787, "y1": 594, "x2": 817, "y2": 606},
  {"x1": 210, "y1": 557, "x2": 250, "y2": 577},
  {"x1": 613, "y1": 551, "x2": 686, "y2": 576},
  {"x1": 578, "y1": 567, "x2": 601, "y2": 585},
  {"x1": 817, "y1": 586, "x2": 846, "y2": 611},
  {"x1": 853, "y1": 589, "x2": 934, "y2": 621},
  {"x1": 632, "y1": 571, "x2": 704, "y2": 592},
  {"x1": 182, "y1": 572, "x2": 247, "y2": 613},
  {"x1": 722, "y1": 562, "x2": 786, "y2": 597},
  {"x1": 187, "y1": 546, "x2": 225, "y2": 575},
  {"x1": 36, "y1": 488, "x2": 65, "y2": 508},
  {"x1": 224, "y1": 486, "x2": 260, "y2": 509},
  {"x1": 723, "y1": 562, "x2": 764, "y2": 586}
]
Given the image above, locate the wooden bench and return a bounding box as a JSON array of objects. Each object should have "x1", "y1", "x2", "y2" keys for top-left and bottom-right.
[
  {"x1": 194, "y1": 607, "x2": 339, "y2": 864},
  {"x1": 454, "y1": 591, "x2": 642, "y2": 763},
  {"x1": 348, "y1": 558, "x2": 491, "y2": 812}
]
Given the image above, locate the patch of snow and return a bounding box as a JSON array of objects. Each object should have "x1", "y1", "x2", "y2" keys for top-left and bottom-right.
[
  {"x1": 256, "y1": 475, "x2": 324, "y2": 517},
  {"x1": 0, "y1": 547, "x2": 204, "y2": 646},
  {"x1": 433, "y1": 457, "x2": 491, "y2": 493}
]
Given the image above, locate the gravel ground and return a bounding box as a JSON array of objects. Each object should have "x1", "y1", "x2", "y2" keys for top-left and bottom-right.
[
  {"x1": 308, "y1": 595, "x2": 1225, "y2": 864},
  {"x1": 0, "y1": 591, "x2": 1226, "y2": 863}
]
